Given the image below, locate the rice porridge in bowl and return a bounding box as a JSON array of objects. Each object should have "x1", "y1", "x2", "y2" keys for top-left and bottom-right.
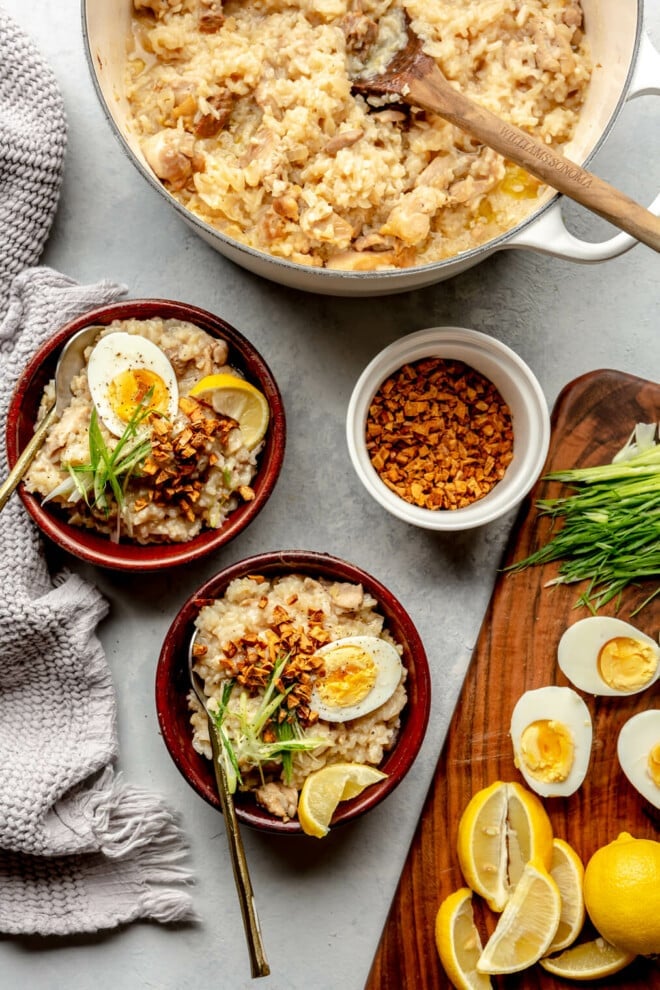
[
  {"x1": 125, "y1": 0, "x2": 592, "y2": 271},
  {"x1": 156, "y1": 551, "x2": 431, "y2": 833},
  {"x1": 193, "y1": 574, "x2": 406, "y2": 822},
  {"x1": 11, "y1": 301, "x2": 285, "y2": 567}
]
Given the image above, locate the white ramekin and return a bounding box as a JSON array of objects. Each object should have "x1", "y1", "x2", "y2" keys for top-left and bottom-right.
[{"x1": 346, "y1": 326, "x2": 551, "y2": 530}]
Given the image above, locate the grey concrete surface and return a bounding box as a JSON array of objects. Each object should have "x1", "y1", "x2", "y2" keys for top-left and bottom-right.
[{"x1": 0, "y1": 2, "x2": 658, "y2": 989}]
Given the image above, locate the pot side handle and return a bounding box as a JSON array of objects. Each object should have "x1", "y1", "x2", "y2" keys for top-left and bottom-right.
[{"x1": 505, "y1": 31, "x2": 660, "y2": 262}]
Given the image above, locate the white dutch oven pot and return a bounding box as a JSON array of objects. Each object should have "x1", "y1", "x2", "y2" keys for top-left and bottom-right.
[{"x1": 83, "y1": 0, "x2": 660, "y2": 296}]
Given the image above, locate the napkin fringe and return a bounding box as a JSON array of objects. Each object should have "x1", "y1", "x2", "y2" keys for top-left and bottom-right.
[
  {"x1": 88, "y1": 769, "x2": 191, "y2": 861},
  {"x1": 138, "y1": 885, "x2": 197, "y2": 925},
  {"x1": 84, "y1": 770, "x2": 197, "y2": 922}
]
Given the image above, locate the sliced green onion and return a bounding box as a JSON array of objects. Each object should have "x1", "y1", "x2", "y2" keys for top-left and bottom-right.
[
  {"x1": 507, "y1": 423, "x2": 660, "y2": 615},
  {"x1": 47, "y1": 389, "x2": 157, "y2": 517},
  {"x1": 205, "y1": 655, "x2": 325, "y2": 793}
]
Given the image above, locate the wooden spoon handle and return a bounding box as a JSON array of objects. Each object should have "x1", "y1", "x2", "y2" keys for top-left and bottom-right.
[{"x1": 407, "y1": 71, "x2": 660, "y2": 252}]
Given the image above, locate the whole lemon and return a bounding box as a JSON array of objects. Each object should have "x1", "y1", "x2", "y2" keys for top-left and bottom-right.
[{"x1": 583, "y1": 832, "x2": 660, "y2": 956}]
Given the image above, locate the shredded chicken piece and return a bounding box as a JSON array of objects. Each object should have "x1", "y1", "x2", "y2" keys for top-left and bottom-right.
[
  {"x1": 562, "y1": 1, "x2": 583, "y2": 29},
  {"x1": 353, "y1": 232, "x2": 392, "y2": 252},
  {"x1": 328, "y1": 582, "x2": 364, "y2": 612},
  {"x1": 272, "y1": 194, "x2": 300, "y2": 222},
  {"x1": 255, "y1": 782, "x2": 298, "y2": 822},
  {"x1": 380, "y1": 186, "x2": 447, "y2": 245},
  {"x1": 299, "y1": 208, "x2": 354, "y2": 247},
  {"x1": 448, "y1": 167, "x2": 501, "y2": 206},
  {"x1": 194, "y1": 91, "x2": 234, "y2": 138},
  {"x1": 416, "y1": 154, "x2": 457, "y2": 190},
  {"x1": 240, "y1": 129, "x2": 287, "y2": 188},
  {"x1": 340, "y1": 12, "x2": 378, "y2": 56},
  {"x1": 323, "y1": 129, "x2": 364, "y2": 155},
  {"x1": 260, "y1": 206, "x2": 294, "y2": 244},
  {"x1": 198, "y1": 0, "x2": 224, "y2": 33},
  {"x1": 141, "y1": 129, "x2": 195, "y2": 188},
  {"x1": 373, "y1": 109, "x2": 407, "y2": 125},
  {"x1": 533, "y1": 25, "x2": 561, "y2": 73}
]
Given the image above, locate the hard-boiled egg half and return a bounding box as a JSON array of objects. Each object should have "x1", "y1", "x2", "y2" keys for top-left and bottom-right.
[
  {"x1": 510, "y1": 686, "x2": 592, "y2": 798},
  {"x1": 310, "y1": 635, "x2": 403, "y2": 722},
  {"x1": 617, "y1": 710, "x2": 660, "y2": 810},
  {"x1": 87, "y1": 331, "x2": 179, "y2": 437},
  {"x1": 557, "y1": 616, "x2": 660, "y2": 697}
]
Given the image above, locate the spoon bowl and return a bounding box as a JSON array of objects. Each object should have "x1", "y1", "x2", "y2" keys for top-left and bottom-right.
[
  {"x1": 353, "y1": 14, "x2": 660, "y2": 252},
  {"x1": 0, "y1": 324, "x2": 102, "y2": 512}
]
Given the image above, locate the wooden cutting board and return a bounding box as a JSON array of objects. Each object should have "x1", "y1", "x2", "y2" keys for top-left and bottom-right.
[{"x1": 365, "y1": 370, "x2": 660, "y2": 990}]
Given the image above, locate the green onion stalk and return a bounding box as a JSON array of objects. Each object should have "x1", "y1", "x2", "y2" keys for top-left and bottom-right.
[
  {"x1": 507, "y1": 424, "x2": 660, "y2": 615},
  {"x1": 208, "y1": 653, "x2": 325, "y2": 794},
  {"x1": 43, "y1": 390, "x2": 156, "y2": 537}
]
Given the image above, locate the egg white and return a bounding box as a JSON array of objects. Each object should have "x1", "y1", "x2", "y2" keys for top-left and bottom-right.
[
  {"x1": 87, "y1": 331, "x2": 179, "y2": 437},
  {"x1": 310, "y1": 635, "x2": 403, "y2": 722},
  {"x1": 617, "y1": 709, "x2": 660, "y2": 810},
  {"x1": 557, "y1": 616, "x2": 660, "y2": 696},
  {"x1": 510, "y1": 685, "x2": 592, "y2": 798}
]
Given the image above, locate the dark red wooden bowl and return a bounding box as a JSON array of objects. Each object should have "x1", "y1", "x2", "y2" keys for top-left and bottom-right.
[
  {"x1": 5, "y1": 298, "x2": 286, "y2": 570},
  {"x1": 156, "y1": 550, "x2": 431, "y2": 834}
]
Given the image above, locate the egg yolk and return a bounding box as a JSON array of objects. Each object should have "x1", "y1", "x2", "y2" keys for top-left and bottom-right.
[
  {"x1": 315, "y1": 645, "x2": 377, "y2": 709},
  {"x1": 597, "y1": 636, "x2": 659, "y2": 692},
  {"x1": 518, "y1": 719, "x2": 575, "y2": 783},
  {"x1": 108, "y1": 368, "x2": 171, "y2": 424},
  {"x1": 648, "y1": 743, "x2": 660, "y2": 788}
]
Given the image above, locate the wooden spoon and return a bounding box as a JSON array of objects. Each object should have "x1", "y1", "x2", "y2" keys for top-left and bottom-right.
[{"x1": 352, "y1": 17, "x2": 660, "y2": 253}]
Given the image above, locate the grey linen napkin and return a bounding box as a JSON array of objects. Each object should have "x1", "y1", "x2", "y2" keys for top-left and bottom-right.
[
  {"x1": 0, "y1": 10, "x2": 195, "y2": 936},
  {"x1": 0, "y1": 270, "x2": 196, "y2": 935},
  {"x1": 0, "y1": 8, "x2": 67, "y2": 314}
]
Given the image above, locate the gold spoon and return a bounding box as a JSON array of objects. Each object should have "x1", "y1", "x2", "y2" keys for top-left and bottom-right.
[
  {"x1": 0, "y1": 324, "x2": 104, "y2": 513},
  {"x1": 352, "y1": 15, "x2": 660, "y2": 253},
  {"x1": 188, "y1": 631, "x2": 270, "y2": 979}
]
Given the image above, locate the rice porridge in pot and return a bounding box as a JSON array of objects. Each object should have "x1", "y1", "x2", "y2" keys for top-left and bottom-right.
[
  {"x1": 190, "y1": 573, "x2": 408, "y2": 821},
  {"x1": 126, "y1": 0, "x2": 592, "y2": 271},
  {"x1": 25, "y1": 318, "x2": 265, "y2": 543}
]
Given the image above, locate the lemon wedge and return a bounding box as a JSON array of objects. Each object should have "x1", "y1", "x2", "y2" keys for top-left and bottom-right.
[
  {"x1": 188, "y1": 373, "x2": 269, "y2": 449},
  {"x1": 297, "y1": 763, "x2": 387, "y2": 838},
  {"x1": 477, "y1": 857, "x2": 561, "y2": 974},
  {"x1": 456, "y1": 781, "x2": 553, "y2": 913},
  {"x1": 435, "y1": 888, "x2": 493, "y2": 990},
  {"x1": 547, "y1": 837, "x2": 586, "y2": 952},
  {"x1": 540, "y1": 938, "x2": 636, "y2": 980}
]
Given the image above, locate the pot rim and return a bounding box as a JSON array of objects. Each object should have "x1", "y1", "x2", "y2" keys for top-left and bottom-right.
[{"x1": 81, "y1": 0, "x2": 644, "y2": 285}]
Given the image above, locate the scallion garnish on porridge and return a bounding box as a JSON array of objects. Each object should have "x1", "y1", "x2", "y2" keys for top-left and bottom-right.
[
  {"x1": 205, "y1": 651, "x2": 327, "y2": 795},
  {"x1": 44, "y1": 389, "x2": 155, "y2": 523}
]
